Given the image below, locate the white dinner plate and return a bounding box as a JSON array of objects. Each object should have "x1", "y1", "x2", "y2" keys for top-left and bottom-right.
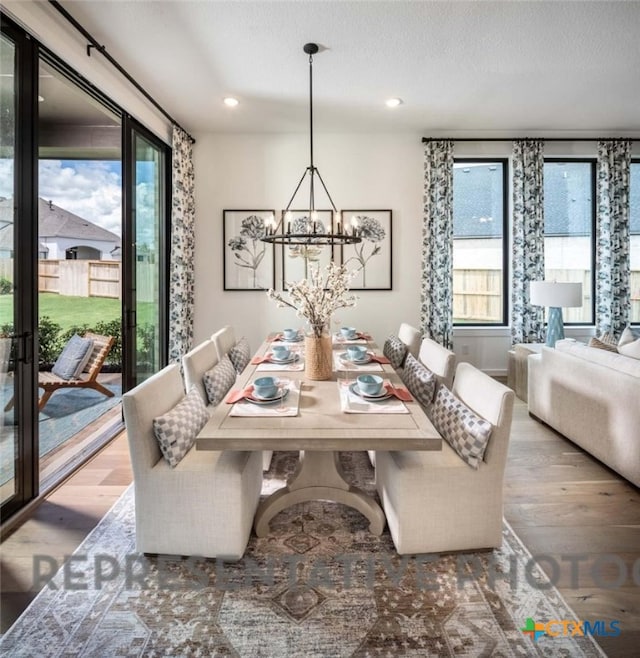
[
  {"x1": 349, "y1": 382, "x2": 392, "y2": 402},
  {"x1": 276, "y1": 335, "x2": 303, "y2": 343},
  {"x1": 246, "y1": 388, "x2": 290, "y2": 405}
]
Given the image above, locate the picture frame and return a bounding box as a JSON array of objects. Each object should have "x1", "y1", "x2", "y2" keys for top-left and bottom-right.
[
  {"x1": 340, "y1": 210, "x2": 392, "y2": 290},
  {"x1": 281, "y1": 209, "x2": 335, "y2": 289},
  {"x1": 223, "y1": 209, "x2": 276, "y2": 291}
]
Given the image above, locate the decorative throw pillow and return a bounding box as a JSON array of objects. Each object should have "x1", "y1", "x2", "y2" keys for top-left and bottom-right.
[
  {"x1": 152, "y1": 387, "x2": 209, "y2": 468},
  {"x1": 597, "y1": 331, "x2": 618, "y2": 346},
  {"x1": 203, "y1": 354, "x2": 237, "y2": 406},
  {"x1": 401, "y1": 353, "x2": 437, "y2": 408},
  {"x1": 588, "y1": 337, "x2": 618, "y2": 353},
  {"x1": 51, "y1": 334, "x2": 94, "y2": 380},
  {"x1": 618, "y1": 326, "x2": 640, "y2": 348},
  {"x1": 429, "y1": 386, "x2": 493, "y2": 469},
  {"x1": 618, "y1": 337, "x2": 640, "y2": 360},
  {"x1": 228, "y1": 337, "x2": 251, "y2": 374},
  {"x1": 383, "y1": 334, "x2": 408, "y2": 370}
]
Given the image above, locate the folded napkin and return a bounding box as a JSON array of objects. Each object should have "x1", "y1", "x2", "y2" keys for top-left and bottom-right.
[
  {"x1": 251, "y1": 354, "x2": 271, "y2": 365},
  {"x1": 384, "y1": 383, "x2": 413, "y2": 401},
  {"x1": 225, "y1": 386, "x2": 254, "y2": 404},
  {"x1": 356, "y1": 331, "x2": 373, "y2": 340},
  {"x1": 370, "y1": 354, "x2": 390, "y2": 365}
]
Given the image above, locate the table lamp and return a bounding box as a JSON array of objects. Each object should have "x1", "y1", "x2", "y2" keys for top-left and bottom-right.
[{"x1": 529, "y1": 281, "x2": 583, "y2": 347}]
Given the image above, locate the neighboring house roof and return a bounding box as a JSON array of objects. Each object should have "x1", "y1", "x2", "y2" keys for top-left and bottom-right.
[
  {"x1": 454, "y1": 162, "x2": 640, "y2": 238},
  {"x1": 0, "y1": 197, "x2": 120, "y2": 250},
  {"x1": 38, "y1": 198, "x2": 120, "y2": 242}
]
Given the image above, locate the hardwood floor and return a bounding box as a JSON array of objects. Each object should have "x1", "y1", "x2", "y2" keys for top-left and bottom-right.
[{"x1": 1, "y1": 399, "x2": 638, "y2": 655}]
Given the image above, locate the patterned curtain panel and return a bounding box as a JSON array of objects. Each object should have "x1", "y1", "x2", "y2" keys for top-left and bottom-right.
[
  {"x1": 168, "y1": 125, "x2": 196, "y2": 363},
  {"x1": 421, "y1": 140, "x2": 454, "y2": 350},
  {"x1": 511, "y1": 139, "x2": 545, "y2": 344},
  {"x1": 595, "y1": 140, "x2": 631, "y2": 336}
]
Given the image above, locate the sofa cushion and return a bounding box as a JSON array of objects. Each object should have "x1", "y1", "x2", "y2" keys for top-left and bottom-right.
[
  {"x1": 203, "y1": 354, "x2": 236, "y2": 406},
  {"x1": 619, "y1": 326, "x2": 640, "y2": 348},
  {"x1": 228, "y1": 337, "x2": 251, "y2": 373},
  {"x1": 588, "y1": 337, "x2": 618, "y2": 353},
  {"x1": 152, "y1": 387, "x2": 209, "y2": 467},
  {"x1": 555, "y1": 339, "x2": 640, "y2": 377},
  {"x1": 618, "y1": 338, "x2": 640, "y2": 360},
  {"x1": 429, "y1": 385, "x2": 493, "y2": 469},
  {"x1": 52, "y1": 334, "x2": 94, "y2": 380},
  {"x1": 383, "y1": 334, "x2": 408, "y2": 370},
  {"x1": 401, "y1": 353, "x2": 436, "y2": 408}
]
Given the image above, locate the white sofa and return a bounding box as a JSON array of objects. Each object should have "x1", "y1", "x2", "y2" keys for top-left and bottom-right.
[{"x1": 528, "y1": 340, "x2": 640, "y2": 487}]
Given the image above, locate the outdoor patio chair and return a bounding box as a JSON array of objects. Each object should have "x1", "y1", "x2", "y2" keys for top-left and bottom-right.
[{"x1": 4, "y1": 332, "x2": 115, "y2": 412}]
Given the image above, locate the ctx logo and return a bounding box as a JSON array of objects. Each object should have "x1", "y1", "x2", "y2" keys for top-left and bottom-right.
[{"x1": 521, "y1": 617, "x2": 621, "y2": 641}]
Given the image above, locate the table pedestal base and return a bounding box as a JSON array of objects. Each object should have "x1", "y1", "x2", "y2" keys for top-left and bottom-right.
[{"x1": 254, "y1": 451, "x2": 385, "y2": 537}]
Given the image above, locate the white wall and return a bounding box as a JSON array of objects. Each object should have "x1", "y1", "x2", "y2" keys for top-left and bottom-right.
[{"x1": 193, "y1": 132, "x2": 424, "y2": 356}]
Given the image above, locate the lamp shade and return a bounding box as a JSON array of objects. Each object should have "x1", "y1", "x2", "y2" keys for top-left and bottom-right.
[{"x1": 529, "y1": 281, "x2": 583, "y2": 308}]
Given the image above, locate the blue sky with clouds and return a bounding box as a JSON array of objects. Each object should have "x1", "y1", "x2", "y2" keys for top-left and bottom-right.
[{"x1": 0, "y1": 159, "x2": 159, "y2": 245}]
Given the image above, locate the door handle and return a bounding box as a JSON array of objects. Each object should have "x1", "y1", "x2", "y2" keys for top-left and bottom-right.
[{"x1": 4, "y1": 332, "x2": 32, "y2": 364}]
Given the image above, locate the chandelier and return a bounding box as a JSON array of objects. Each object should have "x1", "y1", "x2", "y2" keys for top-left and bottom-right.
[{"x1": 261, "y1": 43, "x2": 361, "y2": 246}]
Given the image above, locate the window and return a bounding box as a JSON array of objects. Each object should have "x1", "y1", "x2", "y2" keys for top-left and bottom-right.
[
  {"x1": 453, "y1": 160, "x2": 507, "y2": 325},
  {"x1": 631, "y1": 160, "x2": 640, "y2": 324},
  {"x1": 543, "y1": 160, "x2": 594, "y2": 324}
]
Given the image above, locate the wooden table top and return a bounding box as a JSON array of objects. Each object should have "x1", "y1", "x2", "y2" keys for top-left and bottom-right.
[{"x1": 196, "y1": 338, "x2": 442, "y2": 452}]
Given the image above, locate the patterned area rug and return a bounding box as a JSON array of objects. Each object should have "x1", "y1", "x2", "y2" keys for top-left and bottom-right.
[
  {"x1": 1, "y1": 451, "x2": 604, "y2": 657},
  {"x1": 0, "y1": 384, "x2": 121, "y2": 485}
]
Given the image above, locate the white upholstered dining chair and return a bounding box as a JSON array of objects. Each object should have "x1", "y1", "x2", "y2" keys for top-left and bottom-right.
[
  {"x1": 418, "y1": 337, "x2": 456, "y2": 390},
  {"x1": 212, "y1": 325, "x2": 236, "y2": 361},
  {"x1": 122, "y1": 363, "x2": 262, "y2": 559},
  {"x1": 375, "y1": 362, "x2": 514, "y2": 555},
  {"x1": 398, "y1": 322, "x2": 421, "y2": 359},
  {"x1": 183, "y1": 338, "x2": 272, "y2": 471}
]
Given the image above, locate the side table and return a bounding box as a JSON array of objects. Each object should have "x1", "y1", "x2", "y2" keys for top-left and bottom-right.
[{"x1": 507, "y1": 343, "x2": 544, "y2": 402}]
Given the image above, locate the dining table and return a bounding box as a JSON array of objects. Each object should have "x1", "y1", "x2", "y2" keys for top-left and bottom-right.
[{"x1": 196, "y1": 332, "x2": 442, "y2": 537}]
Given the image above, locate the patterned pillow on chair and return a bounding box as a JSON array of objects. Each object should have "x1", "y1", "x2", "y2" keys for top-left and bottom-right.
[
  {"x1": 430, "y1": 386, "x2": 493, "y2": 469},
  {"x1": 401, "y1": 353, "x2": 436, "y2": 408},
  {"x1": 383, "y1": 334, "x2": 408, "y2": 370},
  {"x1": 203, "y1": 354, "x2": 237, "y2": 406},
  {"x1": 152, "y1": 387, "x2": 209, "y2": 468},
  {"x1": 228, "y1": 337, "x2": 251, "y2": 374}
]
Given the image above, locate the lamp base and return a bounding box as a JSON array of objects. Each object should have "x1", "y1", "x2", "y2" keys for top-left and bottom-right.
[{"x1": 545, "y1": 307, "x2": 565, "y2": 347}]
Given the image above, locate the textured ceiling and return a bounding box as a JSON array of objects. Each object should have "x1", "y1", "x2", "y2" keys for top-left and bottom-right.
[{"x1": 57, "y1": 0, "x2": 640, "y2": 136}]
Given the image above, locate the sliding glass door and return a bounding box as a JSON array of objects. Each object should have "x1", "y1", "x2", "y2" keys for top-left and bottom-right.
[
  {"x1": 1, "y1": 13, "x2": 170, "y2": 520},
  {"x1": 1, "y1": 22, "x2": 39, "y2": 519},
  {"x1": 123, "y1": 120, "x2": 169, "y2": 391}
]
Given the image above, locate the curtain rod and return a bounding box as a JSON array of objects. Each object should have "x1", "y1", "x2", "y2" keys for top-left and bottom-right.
[
  {"x1": 422, "y1": 137, "x2": 638, "y2": 143},
  {"x1": 49, "y1": 0, "x2": 195, "y2": 145}
]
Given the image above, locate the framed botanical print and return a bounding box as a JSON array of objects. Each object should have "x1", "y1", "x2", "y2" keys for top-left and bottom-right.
[
  {"x1": 223, "y1": 209, "x2": 276, "y2": 290},
  {"x1": 281, "y1": 209, "x2": 335, "y2": 288},
  {"x1": 340, "y1": 210, "x2": 392, "y2": 290}
]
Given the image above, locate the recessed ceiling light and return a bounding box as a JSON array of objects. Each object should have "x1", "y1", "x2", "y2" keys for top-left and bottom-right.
[
  {"x1": 385, "y1": 97, "x2": 403, "y2": 108},
  {"x1": 223, "y1": 97, "x2": 239, "y2": 107}
]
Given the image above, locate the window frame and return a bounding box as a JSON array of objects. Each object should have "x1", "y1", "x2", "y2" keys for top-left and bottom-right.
[
  {"x1": 543, "y1": 158, "x2": 596, "y2": 326},
  {"x1": 452, "y1": 157, "x2": 509, "y2": 327},
  {"x1": 631, "y1": 158, "x2": 640, "y2": 326}
]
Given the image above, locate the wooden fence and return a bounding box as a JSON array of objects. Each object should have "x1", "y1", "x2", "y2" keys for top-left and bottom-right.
[
  {"x1": 0, "y1": 259, "x2": 155, "y2": 302},
  {"x1": 454, "y1": 268, "x2": 640, "y2": 324}
]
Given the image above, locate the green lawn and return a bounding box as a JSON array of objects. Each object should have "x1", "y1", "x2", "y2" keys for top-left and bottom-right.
[{"x1": 0, "y1": 293, "x2": 156, "y2": 330}]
